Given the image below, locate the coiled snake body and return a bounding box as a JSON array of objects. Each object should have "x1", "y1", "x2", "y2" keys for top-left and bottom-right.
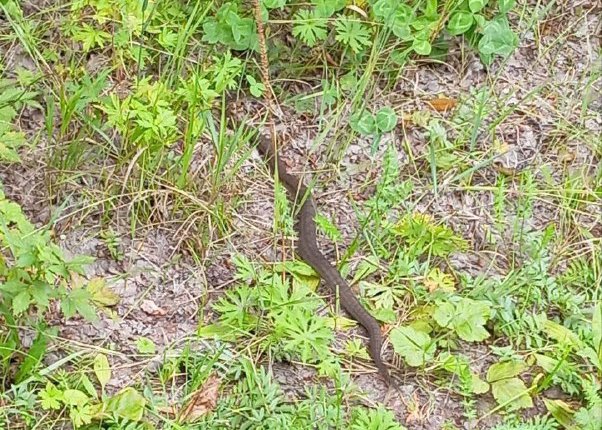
[{"x1": 257, "y1": 134, "x2": 391, "y2": 385}]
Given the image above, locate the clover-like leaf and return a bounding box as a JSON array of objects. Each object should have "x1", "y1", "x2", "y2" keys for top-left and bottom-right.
[
  {"x1": 447, "y1": 11, "x2": 474, "y2": 36},
  {"x1": 350, "y1": 110, "x2": 376, "y2": 135},
  {"x1": 469, "y1": 0, "x2": 488, "y2": 13},
  {"x1": 375, "y1": 107, "x2": 398, "y2": 133}
]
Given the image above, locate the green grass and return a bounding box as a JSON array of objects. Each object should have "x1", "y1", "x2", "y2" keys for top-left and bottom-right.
[{"x1": 0, "y1": 0, "x2": 601, "y2": 429}]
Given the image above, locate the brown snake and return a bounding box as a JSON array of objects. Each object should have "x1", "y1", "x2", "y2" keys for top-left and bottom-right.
[{"x1": 257, "y1": 134, "x2": 391, "y2": 385}]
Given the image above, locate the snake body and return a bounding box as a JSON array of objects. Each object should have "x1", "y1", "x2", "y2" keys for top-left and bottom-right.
[{"x1": 257, "y1": 134, "x2": 390, "y2": 385}]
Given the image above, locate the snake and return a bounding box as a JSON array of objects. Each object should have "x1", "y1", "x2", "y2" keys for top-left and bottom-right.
[{"x1": 257, "y1": 133, "x2": 391, "y2": 385}]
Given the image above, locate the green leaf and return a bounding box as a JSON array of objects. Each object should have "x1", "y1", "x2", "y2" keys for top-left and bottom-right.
[
  {"x1": 314, "y1": 0, "x2": 345, "y2": 18},
  {"x1": 390, "y1": 326, "x2": 436, "y2": 366},
  {"x1": 350, "y1": 110, "x2": 376, "y2": 135},
  {"x1": 543, "y1": 319, "x2": 582, "y2": 348},
  {"x1": 12, "y1": 290, "x2": 32, "y2": 315},
  {"x1": 246, "y1": 75, "x2": 266, "y2": 97},
  {"x1": 433, "y1": 298, "x2": 490, "y2": 342},
  {"x1": 472, "y1": 373, "x2": 490, "y2": 394},
  {"x1": 478, "y1": 18, "x2": 518, "y2": 63},
  {"x1": 486, "y1": 360, "x2": 527, "y2": 382},
  {"x1": 136, "y1": 337, "x2": 156, "y2": 354},
  {"x1": 63, "y1": 389, "x2": 89, "y2": 407},
  {"x1": 15, "y1": 329, "x2": 50, "y2": 383},
  {"x1": 468, "y1": 0, "x2": 488, "y2": 13},
  {"x1": 447, "y1": 12, "x2": 474, "y2": 35},
  {"x1": 93, "y1": 353, "x2": 111, "y2": 390},
  {"x1": 412, "y1": 38, "x2": 431, "y2": 55},
  {"x1": 262, "y1": 0, "x2": 286, "y2": 9},
  {"x1": 69, "y1": 405, "x2": 94, "y2": 427},
  {"x1": 278, "y1": 307, "x2": 333, "y2": 362},
  {"x1": 375, "y1": 107, "x2": 398, "y2": 132},
  {"x1": 40, "y1": 382, "x2": 63, "y2": 410},
  {"x1": 491, "y1": 377, "x2": 533, "y2": 410},
  {"x1": 498, "y1": 0, "x2": 516, "y2": 14},
  {"x1": 543, "y1": 398, "x2": 577, "y2": 430},
  {"x1": 104, "y1": 387, "x2": 147, "y2": 421},
  {"x1": 292, "y1": 9, "x2": 327, "y2": 47},
  {"x1": 334, "y1": 16, "x2": 372, "y2": 53},
  {"x1": 62, "y1": 287, "x2": 97, "y2": 321}
]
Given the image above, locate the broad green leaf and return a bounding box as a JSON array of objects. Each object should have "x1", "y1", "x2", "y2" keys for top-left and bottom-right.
[
  {"x1": 136, "y1": 337, "x2": 156, "y2": 354},
  {"x1": 487, "y1": 360, "x2": 527, "y2": 382},
  {"x1": 478, "y1": 18, "x2": 518, "y2": 62},
  {"x1": 197, "y1": 322, "x2": 237, "y2": 341},
  {"x1": 543, "y1": 398, "x2": 577, "y2": 430},
  {"x1": 453, "y1": 299, "x2": 490, "y2": 341},
  {"x1": 314, "y1": 0, "x2": 345, "y2": 18},
  {"x1": 262, "y1": 0, "x2": 286, "y2": 9},
  {"x1": 105, "y1": 387, "x2": 146, "y2": 421},
  {"x1": 491, "y1": 378, "x2": 533, "y2": 410},
  {"x1": 351, "y1": 256, "x2": 380, "y2": 284},
  {"x1": 375, "y1": 107, "x2": 398, "y2": 132},
  {"x1": 472, "y1": 374, "x2": 490, "y2": 394},
  {"x1": 447, "y1": 12, "x2": 474, "y2": 35},
  {"x1": 63, "y1": 389, "x2": 89, "y2": 407},
  {"x1": 350, "y1": 111, "x2": 376, "y2": 135},
  {"x1": 412, "y1": 38, "x2": 431, "y2": 55},
  {"x1": 390, "y1": 326, "x2": 436, "y2": 366},
  {"x1": 93, "y1": 354, "x2": 111, "y2": 390},
  {"x1": 80, "y1": 374, "x2": 97, "y2": 399},
  {"x1": 498, "y1": 0, "x2": 516, "y2": 14},
  {"x1": 468, "y1": 0, "x2": 488, "y2": 13},
  {"x1": 544, "y1": 319, "x2": 582, "y2": 348},
  {"x1": 534, "y1": 353, "x2": 557, "y2": 373},
  {"x1": 433, "y1": 301, "x2": 454, "y2": 327},
  {"x1": 12, "y1": 290, "x2": 32, "y2": 315},
  {"x1": 424, "y1": 0, "x2": 438, "y2": 18},
  {"x1": 433, "y1": 298, "x2": 490, "y2": 342}
]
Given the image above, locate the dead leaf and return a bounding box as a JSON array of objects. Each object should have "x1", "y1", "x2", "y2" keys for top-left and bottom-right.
[
  {"x1": 426, "y1": 97, "x2": 457, "y2": 112},
  {"x1": 405, "y1": 392, "x2": 426, "y2": 424},
  {"x1": 346, "y1": 5, "x2": 368, "y2": 18},
  {"x1": 178, "y1": 375, "x2": 220, "y2": 423},
  {"x1": 140, "y1": 299, "x2": 167, "y2": 316}
]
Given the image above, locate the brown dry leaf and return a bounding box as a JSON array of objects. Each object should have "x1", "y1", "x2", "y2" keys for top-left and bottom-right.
[
  {"x1": 140, "y1": 299, "x2": 167, "y2": 316},
  {"x1": 178, "y1": 375, "x2": 221, "y2": 423},
  {"x1": 426, "y1": 97, "x2": 457, "y2": 112},
  {"x1": 405, "y1": 392, "x2": 426, "y2": 424},
  {"x1": 156, "y1": 406, "x2": 178, "y2": 417}
]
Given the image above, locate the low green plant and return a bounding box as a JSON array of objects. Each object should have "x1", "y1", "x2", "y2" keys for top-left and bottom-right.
[
  {"x1": 0, "y1": 191, "x2": 100, "y2": 389},
  {"x1": 36, "y1": 355, "x2": 148, "y2": 428},
  {"x1": 0, "y1": 73, "x2": 40, "y2": 163}
]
